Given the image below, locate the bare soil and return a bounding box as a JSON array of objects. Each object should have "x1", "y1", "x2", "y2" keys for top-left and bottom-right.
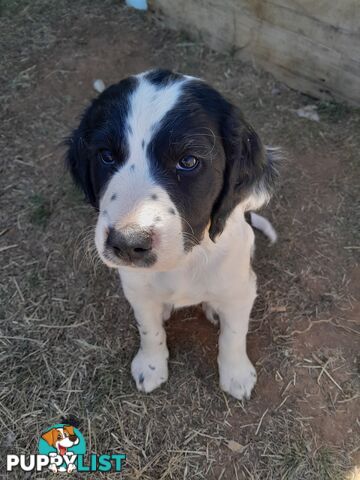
[{"x1": 0, "y1": 1, "x2": 359, "y2": 479}]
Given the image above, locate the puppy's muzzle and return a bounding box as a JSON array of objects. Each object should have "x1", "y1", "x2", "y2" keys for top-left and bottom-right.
[{"x1": 105, "y1": 225, "x2": 156, "y2": 266}]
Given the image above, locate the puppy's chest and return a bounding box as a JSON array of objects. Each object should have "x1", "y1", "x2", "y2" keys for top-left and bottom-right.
[{"x1": 152, "y1": 262, "x2": 221, "y2": 308}]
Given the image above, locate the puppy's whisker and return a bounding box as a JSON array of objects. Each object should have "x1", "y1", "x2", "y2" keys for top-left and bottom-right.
[
  {"x1": 182, "y1": 232, "x2": 199, "y2": 247},
  {"x1": 178, "y1": 214, "x2": 196, "y2": 237},
  {"x1": 72, "y1": 225, "x2": 101, "y2": 272}
]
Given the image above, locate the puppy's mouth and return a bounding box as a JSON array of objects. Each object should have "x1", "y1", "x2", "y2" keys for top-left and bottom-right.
[
  {"x1": 98, "y1": 224, "x2": 158, "y2": 269},
  {"x1": 59, "y1": 445, "x2": 67, "y2": 456},
  {"x1": 102, "y1": 246, "x2": 158, "y2": 269},
  {"x1": 95, "y1": 212, "x2": 188, "y2": 271}
]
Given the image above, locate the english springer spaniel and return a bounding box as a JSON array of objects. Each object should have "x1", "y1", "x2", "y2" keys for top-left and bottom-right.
[{"x1": 67, "y1": 69, "x2": 278, "y2": 400}]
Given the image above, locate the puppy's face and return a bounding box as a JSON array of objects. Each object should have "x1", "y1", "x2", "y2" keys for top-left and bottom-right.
[
  {"x1": 42, "y1": 426, "x2": 78, "y2": 453},
  {"x1": 67, "y1": 70, "x2": 277, "y2": 271}
]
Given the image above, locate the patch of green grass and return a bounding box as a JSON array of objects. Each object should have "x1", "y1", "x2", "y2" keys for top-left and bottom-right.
[
  {"x1": 317, "y1": 101, "x2": 352, "y2": 123},
  {"x1": 29, "y1": 193, "x2": 52, "y2": 227},
  {"x1": 279, "y1": 441, "x2": 344, "y2": 480},
  {"x1": 65, "y1": 183, "x2": 85, "y2": 205},
  {"x1": 177, "y1": 29, "x2": 195, "y2": 44},
  {"x1": 0, "y1": 0, "x2": 31, "y2": 15},
  {"x1": 26, "y1": 270, "x2": 42, "y2": 289}
]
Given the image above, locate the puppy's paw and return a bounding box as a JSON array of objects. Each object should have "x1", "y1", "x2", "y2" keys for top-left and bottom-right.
[
  {"x1": 131, "y1": 349, "x2": 169, "y2": 393},
  {"x1": 67, "y1": 464, "x2": 77, "y2": 473},
  {"x1": 219, "y1": 357, "x2": 257, "y2": 400},
  {"x1": 202, "y1": 302, "x2": 219, "y2": 325}
]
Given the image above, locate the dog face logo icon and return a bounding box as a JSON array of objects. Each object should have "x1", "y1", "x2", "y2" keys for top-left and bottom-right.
[
  {"x1": 42, "y1": 425, "x2": 79, "y2": 456},
  {"x1": 38, "y1": 424, "x2": 86, "y2": 473},
  {"x1": 8, "y1": 422, "x2": 125, "y2": 473}
]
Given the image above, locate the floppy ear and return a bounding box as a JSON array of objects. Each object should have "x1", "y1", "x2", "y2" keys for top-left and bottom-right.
[
  {"x1": 209, "y1": 105, "x2": 279, "y2": 241},
  {"x1": 63, "y1": 425, "x2": 75, "y2": 436},
  {"x1": 66, "y1": 128, "x2": 97, "y2": 208},
  {"x1": 41, "y1": 428, "x2": 57, "y2": 447}
]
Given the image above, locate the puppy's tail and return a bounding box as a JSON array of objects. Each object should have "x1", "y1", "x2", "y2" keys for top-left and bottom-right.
[{"x1": 246, "y1": 212, "x2": 277, "y2": 244}]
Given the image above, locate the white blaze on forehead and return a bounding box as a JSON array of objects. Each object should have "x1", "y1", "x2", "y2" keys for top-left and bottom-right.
[
  {"x1": 99, "y1": 74, "x2": 188, "y2": 228},
  {"x1": 126, "y1": 74, "x2": 188, "y2": 158}
]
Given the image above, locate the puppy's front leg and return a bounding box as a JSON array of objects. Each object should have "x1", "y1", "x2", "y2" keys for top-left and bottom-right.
[
  {"x1": 217, "y1": 279, "x2": 257, "y2": 400},
  {"x1": 130, "y1": 301, "x2": 169, "y2": 393}
]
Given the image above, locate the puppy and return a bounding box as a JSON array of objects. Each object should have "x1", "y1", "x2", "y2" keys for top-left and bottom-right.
[
  {"x1": 67, "y1": 69, "x2": 278, "y2": 400},
  {"x1": 41, "y1": 426, "x2": 79, "y2": 472}
]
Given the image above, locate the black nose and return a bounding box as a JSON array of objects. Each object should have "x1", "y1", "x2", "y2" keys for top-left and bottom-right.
[{"x1": 106, "y1": 225, "x2": 153, "y2": 263}]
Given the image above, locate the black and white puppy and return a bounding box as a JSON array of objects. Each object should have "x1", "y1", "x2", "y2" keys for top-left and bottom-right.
[{"x1": 67, "y1": 69, "x2": 278, "y2": 400}]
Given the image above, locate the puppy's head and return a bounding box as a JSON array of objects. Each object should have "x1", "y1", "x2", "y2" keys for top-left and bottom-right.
[
  {"x1": 41, "y1": 426, "x2": 78, "y2": 450},
  {"x1": 67, "y1": 69, "x2": 277, "y2": 271}
]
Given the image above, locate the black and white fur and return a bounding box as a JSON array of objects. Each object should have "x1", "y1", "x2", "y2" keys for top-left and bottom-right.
[{"x1": 67, "y1": 69, "x2": 278, "y2": 400}]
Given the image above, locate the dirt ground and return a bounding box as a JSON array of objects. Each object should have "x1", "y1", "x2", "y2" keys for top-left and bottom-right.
[{"x1": 0, "y1": 1, "x2": 359, "y2": 478}]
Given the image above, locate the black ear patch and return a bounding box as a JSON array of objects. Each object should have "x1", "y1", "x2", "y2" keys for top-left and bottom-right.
[
  {"x1": 66, "y1": 130, "x2": 97, "y2": 208},
  {"x1": 65, "y1": 76, "x2": 138, "y2": 209},
  {"x1": 209, "y1": 105, "x2": 278, "y2": 241}
]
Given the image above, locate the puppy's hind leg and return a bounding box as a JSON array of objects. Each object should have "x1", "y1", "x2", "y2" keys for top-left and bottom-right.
[
  {"x1": 202, "y1": 302, "x2": 220, "y2": 326},
  {"x1": 130, "y1": 300, "x2": 169, "y2": 393}
]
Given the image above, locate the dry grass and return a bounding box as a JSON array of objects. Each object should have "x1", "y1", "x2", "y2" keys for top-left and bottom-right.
[{"x1": 0, "y1": 1, "x2": 359, "y2": 478}]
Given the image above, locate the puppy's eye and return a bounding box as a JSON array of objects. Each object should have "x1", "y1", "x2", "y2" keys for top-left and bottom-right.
[
  {"x1": 176, "y1": 155, "x2": 199, "y2": 171},
  {"x1": 98, "y1": 150, "x2": 114, "y2": 165}
]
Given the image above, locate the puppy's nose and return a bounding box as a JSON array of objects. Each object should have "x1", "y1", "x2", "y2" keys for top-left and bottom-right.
[{"x1": 106, "y1": 225, "x2": 153, "y2": 262}]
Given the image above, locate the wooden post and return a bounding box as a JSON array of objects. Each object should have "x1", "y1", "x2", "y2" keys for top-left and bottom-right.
[{"x1": 151, "y1": 0, "x2": 360, "y2": 106}]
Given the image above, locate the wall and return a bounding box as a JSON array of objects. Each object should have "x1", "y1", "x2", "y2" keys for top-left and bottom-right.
[{"x1": 151, "y1": 0, "x2": 360, "y2": 106}]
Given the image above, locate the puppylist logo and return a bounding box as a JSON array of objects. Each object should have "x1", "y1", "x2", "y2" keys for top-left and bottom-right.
[{"x1": 6, "y1": 422, "x2": 126, "y2": 474}]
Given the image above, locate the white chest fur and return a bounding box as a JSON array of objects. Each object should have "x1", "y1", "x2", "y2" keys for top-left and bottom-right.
[
  {"x1": 119, "y1": 208, "x2": 259, "y2": 401},
  {"x1": 119, "y1": 209, "x2": 255, "y2": 310}
]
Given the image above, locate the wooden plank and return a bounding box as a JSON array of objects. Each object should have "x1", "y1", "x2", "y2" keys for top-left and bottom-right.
[{"x1": 151, "y1": 0, "x2": 360, "y2": 106}]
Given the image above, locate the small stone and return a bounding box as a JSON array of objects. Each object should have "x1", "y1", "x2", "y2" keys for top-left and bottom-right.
[
  {"x1": 93, "y1": 79, "x2": 106, "y2": 93},
  {"x1": 295, "y1": 105, "x2": 320, "y2": 122},
  {"x1": 225, "y1": 440, "x2": 246, "y2": 453}
]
